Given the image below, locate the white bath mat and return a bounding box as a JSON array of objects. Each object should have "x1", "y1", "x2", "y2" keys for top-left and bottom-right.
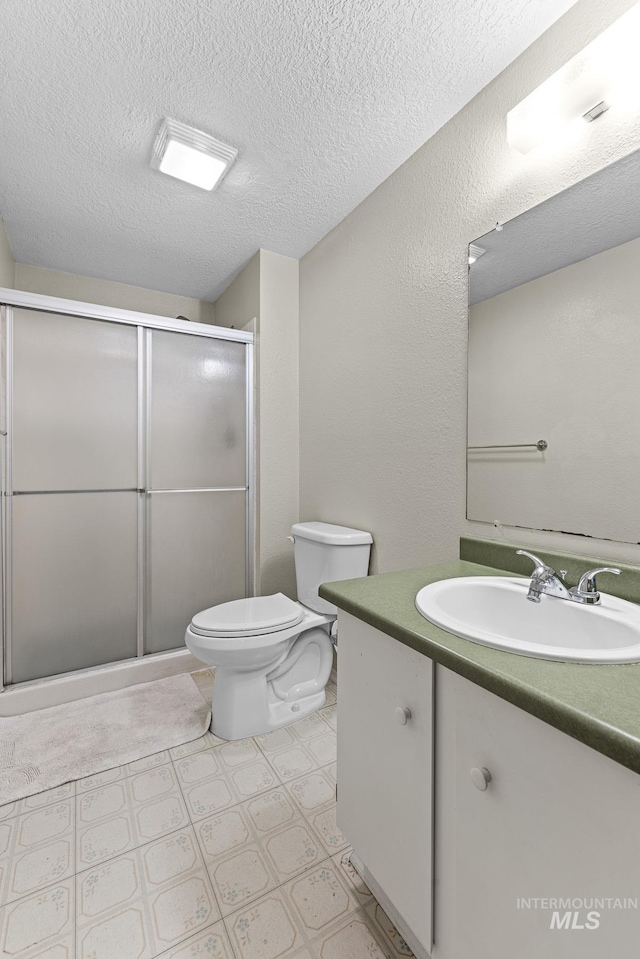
[{"x1": 0, "y1": 673, "x2": 211, "y2": 805}]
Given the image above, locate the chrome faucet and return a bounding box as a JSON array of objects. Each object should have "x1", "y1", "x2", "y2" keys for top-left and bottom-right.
[
  {"x1": 516, "y1": 549, "x2": 621, "y2": 605},
  {"x1": 516, "y1": 550, "x2": 571, "y2": 603}
]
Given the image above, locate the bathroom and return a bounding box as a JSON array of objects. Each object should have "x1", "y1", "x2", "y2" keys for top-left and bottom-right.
[{"x1": 1, "y1": 0, "x2": 640, "y2": 955}]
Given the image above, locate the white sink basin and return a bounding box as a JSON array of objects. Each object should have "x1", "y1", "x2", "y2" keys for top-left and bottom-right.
[{"x1": 415, "y1": 576, "x2": 640, "y2": 663}]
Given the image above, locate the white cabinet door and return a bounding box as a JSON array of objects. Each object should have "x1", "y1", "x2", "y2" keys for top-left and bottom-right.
[
  {"x1": 452, "y1": 672, "x2": 640, "y2": 959},
  {"x1": 337, "y1": 612, "x2": 434, "y2": 951}
]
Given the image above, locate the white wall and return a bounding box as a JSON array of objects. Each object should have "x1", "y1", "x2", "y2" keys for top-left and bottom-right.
[
  {"x1": 299, "y1": 0, "x2": 640, "y2": 574},
  {"x1": 15, "y1": 263, "x2": 216, "y2": 324},
  {"x1": 468, "y1": 236, "x2": 640, "y2": 544},
  {"x1": 0, "y1": 217, "x2": 15, "y2": 289},
  {"x1": 215, "y1": 250, "x2": 299, "y2": 598}
]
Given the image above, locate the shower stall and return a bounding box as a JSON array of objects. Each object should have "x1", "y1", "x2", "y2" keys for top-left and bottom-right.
[{"x1": 0, "y1": 289, "x2": 254, "y2": 713}]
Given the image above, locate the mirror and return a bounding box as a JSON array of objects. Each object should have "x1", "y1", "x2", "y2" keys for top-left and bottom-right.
[{"x1": 467, "y1": 147, "x2": 640, "y2": 545}]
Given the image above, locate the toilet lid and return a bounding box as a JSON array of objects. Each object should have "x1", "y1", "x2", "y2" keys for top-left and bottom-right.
[{"x1": 191, "y1": 593, "x2": 305, "y2": 637}]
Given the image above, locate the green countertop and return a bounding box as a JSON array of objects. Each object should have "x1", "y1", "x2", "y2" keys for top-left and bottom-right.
[{"x1": 319, "y1": 560, "x2": 640, "y2": 776}]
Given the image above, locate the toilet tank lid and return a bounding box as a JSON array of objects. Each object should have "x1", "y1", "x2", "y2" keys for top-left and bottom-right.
[{"x1": 291, "y1": 522, "x2": 373, "y2": 545}]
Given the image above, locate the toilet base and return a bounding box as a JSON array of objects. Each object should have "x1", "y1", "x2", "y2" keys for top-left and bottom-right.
[
  {"x1": 211, "y1": 685, "x2": 326, "y2": 741},
  {"x1": 209, "y1": 623, "x2": 333, "y2": 741}
]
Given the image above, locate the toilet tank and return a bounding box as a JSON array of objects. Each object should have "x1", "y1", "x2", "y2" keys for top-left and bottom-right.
[{"x1": 291, "y1": 522, "x2": 373, "y2": 615}]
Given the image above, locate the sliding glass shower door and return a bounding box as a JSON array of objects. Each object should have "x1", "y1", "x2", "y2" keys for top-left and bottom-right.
[
  {"x1": 10, "y1": 310, "x2": 139, "y2": 682},
  {"x1": 145, "y1": 330, "x2": 248, "y2": 653},
  {"x1": 2, "y1": 301, "x2": 252, "y2": 687}
]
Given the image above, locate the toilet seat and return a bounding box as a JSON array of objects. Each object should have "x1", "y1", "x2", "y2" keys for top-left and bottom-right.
[{"x1": 190, "y1": 592, "x2": 304, "y2": 638}]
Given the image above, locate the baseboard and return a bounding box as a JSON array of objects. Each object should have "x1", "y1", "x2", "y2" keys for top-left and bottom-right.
[{"x1": 348, "y1": 852, "x2": 431, "y2": 959}]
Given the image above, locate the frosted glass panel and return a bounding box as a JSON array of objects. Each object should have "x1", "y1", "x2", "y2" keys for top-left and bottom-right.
[
  {"x1": 146, "y1": 491, "x2": 246, "y2": 653},
  {"x1": 150, "y1": 331, "x2": 246, "y2": 489},
  {"x1": 11, "y1": 493, "x2": 138, "y2": 683},
  {"x1": 13, "y1": 310, "x2": 138, "y2": 490}
]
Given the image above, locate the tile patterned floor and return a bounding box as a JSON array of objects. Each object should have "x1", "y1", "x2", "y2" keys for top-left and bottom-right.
[{"x1": 0, "y1": 670, "x2": 414, "y2": 959}]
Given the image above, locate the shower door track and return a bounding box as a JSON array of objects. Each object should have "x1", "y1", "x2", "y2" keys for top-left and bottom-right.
[{"x1": 0, "y1": 289, "x2": 255, "y2": 694}]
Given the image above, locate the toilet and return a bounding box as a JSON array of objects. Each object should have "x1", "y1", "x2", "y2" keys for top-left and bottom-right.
[{"x1": 185, "y1": 521, "x2": 373, "y2": 740}]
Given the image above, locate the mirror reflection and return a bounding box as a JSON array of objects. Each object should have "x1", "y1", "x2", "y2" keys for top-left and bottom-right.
[{"x1": 467, "y1": 148, "x2": 640, "y2": 544}]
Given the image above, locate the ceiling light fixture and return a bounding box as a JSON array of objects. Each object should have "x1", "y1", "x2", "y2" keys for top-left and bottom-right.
[
  {"x1": 150, "y1": 119, "x2": 237, "y2": 191},
  {"x1": 468, "y1": 244, "x2": 486, "y2": 265},
  {"x1": 507, "y1": 3, "x2": 640, "y2": 154}
]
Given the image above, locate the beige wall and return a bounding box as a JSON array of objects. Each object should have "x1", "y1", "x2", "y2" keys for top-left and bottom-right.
[
  {"x1": 468, "y1": 236, "x2": 640, "y2": 544},
  {"x1": 0, "y1": 217, "x2": 15, "y2": 289},
  {"x1": 15, "y1": 263, "x2": 216, "y2": 324},
  {"x1": 214, "y1": 254, "x2": 260, "y2": 330},
  {"x1": 215, "y1": 250, "x2": 299, "y2": 598},
  {"x1": 258, "y1": 251, "x2": 299, "y2": 597},
  {"x1": 299, "y1": 0, "x2": 640, "y2": 574}
]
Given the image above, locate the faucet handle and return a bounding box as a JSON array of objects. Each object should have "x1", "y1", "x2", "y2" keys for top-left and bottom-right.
[
  {"x1": 516, "y1": 549, "x2": 552, "y2": 574},
  {"x1": 572, "y1": 567, "x2": 620, "y2": 605}
]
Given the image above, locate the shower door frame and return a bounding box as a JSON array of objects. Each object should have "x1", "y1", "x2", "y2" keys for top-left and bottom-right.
[{"x1": 0, "y1": 288, "x2": 255, "y2": 693}]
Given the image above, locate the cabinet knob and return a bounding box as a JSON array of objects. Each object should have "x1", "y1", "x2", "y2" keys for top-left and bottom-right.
[
  {"x1": 395, "y1": 706, "x2": 412, "y2": 725},
  {"x1": 470, "y1": 767, "x2": 492, "y2": 791}
]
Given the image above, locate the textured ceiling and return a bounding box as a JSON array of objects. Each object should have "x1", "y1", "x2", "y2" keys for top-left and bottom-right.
[
  {"x1": 1, "y1": 0, "x2": 578, "y2": 302},
  {"x1": 470, "y1": 146, "x2": 640, "y2": 304}
]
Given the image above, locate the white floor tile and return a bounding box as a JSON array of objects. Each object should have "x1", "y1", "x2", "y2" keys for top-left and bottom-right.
[
  {"x1": 305, "y1": 735, "x2": 336, "y2": 768},
  {"x1": 177, "y1": 763, "x2": 242, "y2": 824},
  {"x1": 280, "y1": 861, "x2": 359, "y2": 937},
  {"x1": 217, "y1": 740, "x2": 261, "y2": 770},
  {"x1": 0, "y1": 878, "x2": 75, "y2": 959},
  {"x1": 364, "y1": 901, "x2": 415, "y2": 959},
  {"x1": 77, "y1": 904, "x2": 154, "y2": 959},
  {"x1": 307, "y1": 914, "x2": 391, "y2": 959},
  {"x1": 76, "y1": 767, "x2": 189, "y2": 869},
  {"x1": 174, "y1": 749, "x2": 223, "y2": 789},
  {"x1": 0, "y1": 801, "x2": 75, "y2": 907},
  {"x1": 261, "y1": 821, "x2": 326, "y2": 884},
  {"x1": 208, "y1": 842, "x2": 279, "y2": 916},
  {"x1": 323, "y1": 685, "x2": 337, "y2": 707},
  {"x1": 289, "y1": 713, "x2": 330, "y2": 743},
  {"x1": 286, "y1": 772, "x2": 336, "y2": 817},
  {"x1": 229, "y1": 761, "x2": 279, "y2": 800},
  {"x1": 255, "y1": 726, "x2": 297, "y2": 756},
  {"x1": 154, "y1": 920, "x2": 235, "y2": 959},
  {"x1": 319, "y1": 705, "x2": 337, "y2": 730},
  {"x1": 243, "y1": 788, "x2": 299, "y2": 838},
  {"x1": 266, "y1": 747, "x2": 316, "y2": 784},
  {"x1": 308, "y1": 804, "x2": 349, "y2": 856},
  {"x1": 21, "y1": 783, "x2": 76, "y2": 811},
  {"x1": 169, "y1": 732, "x2": 226, "y2": 762},
  {"x1": 195, "y1": 806, "x2": 254, "y2": 862},
  {"x1": 76, "y1": 828, "x2": 220, "y2": 958},
  {"x1": 0, "y1": 804, "x2": 18, "y2": 826},
  {"x1": 323, "y1": 764, "x2": 337, "y2": 787},
  {"x1": 0, "y1": 672, "x2": 412, "y2": 959},
  {"x1": 331, "y1": 850, "x2": 373, "y2": 907},
  {"x1": 225, "y1": 888, "x2": 304, "y2": 959},
  {"x1": 76, "y1": 766, "x2": 126, "y2": 793}
]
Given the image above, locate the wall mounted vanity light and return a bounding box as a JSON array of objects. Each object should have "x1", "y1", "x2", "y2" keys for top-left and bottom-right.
[
  {"x1": 150, "y1": 118, "x2": 238, "y2": 191},
  {"x1": 507, "y1": 3, "x2": 640, "y2": 154}
]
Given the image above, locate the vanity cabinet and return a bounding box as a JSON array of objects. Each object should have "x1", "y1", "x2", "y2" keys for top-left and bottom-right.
[
  {"x1": 337, "y1": 612, "x2": 434, "y2": 956},
  {"x1": 451, "y1": 671, "x2": 640, "y2": 959},
  {"x1": 336, "y1": 614, "x2": 640, "y2": 959}
]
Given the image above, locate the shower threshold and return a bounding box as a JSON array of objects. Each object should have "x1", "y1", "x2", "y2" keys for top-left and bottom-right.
[{"x1": 0, "y1": 647, "x2": 202, "y2": 716}]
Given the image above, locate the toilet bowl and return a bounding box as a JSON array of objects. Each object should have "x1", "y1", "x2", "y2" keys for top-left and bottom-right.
[
  {"x1": 185, "y1": 593, "x2": 334, "y2": 740},
  {"x1": 185, "y1": 521, "x2": 373, "y2": 740}
]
